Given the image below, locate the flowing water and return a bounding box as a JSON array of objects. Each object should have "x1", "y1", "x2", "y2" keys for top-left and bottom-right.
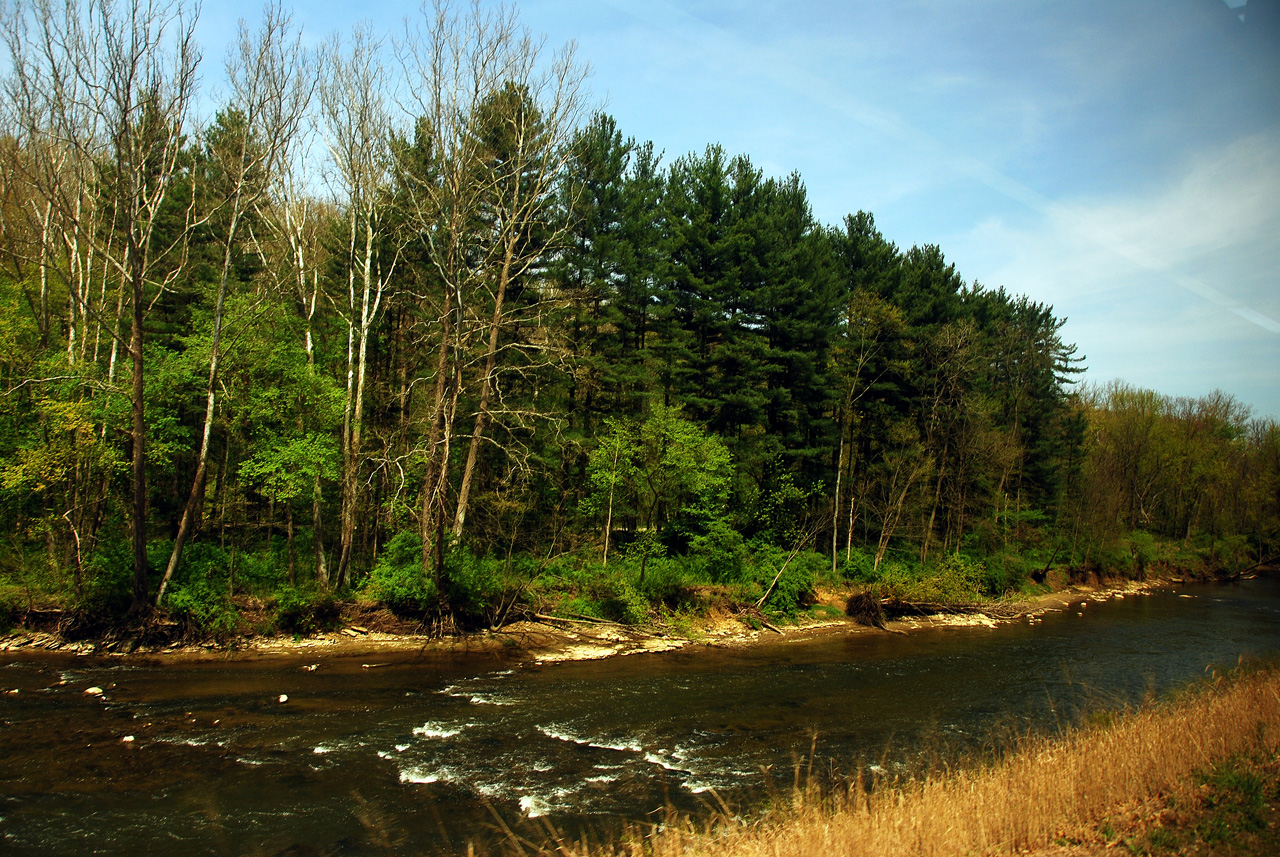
[{"x1": 2, "y1": 576, "x2": 1279, "y2": 855}]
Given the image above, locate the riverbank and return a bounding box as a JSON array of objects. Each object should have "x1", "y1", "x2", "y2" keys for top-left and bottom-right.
[
  {"x1": 0, "y1": 573, "x2": 1175, "y2": 665},
  {"x1": 545, "y1": 660, "x2": 1280, "y2": 857}
]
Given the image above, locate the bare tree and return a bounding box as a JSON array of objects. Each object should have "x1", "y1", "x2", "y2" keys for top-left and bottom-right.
[
  {"x1": 156, "y1": 2, "x2": 312, "y2": 604},
  {"x1": 2, "y1": 0, "x2": 202, "y2": 611},
  {"x1": 319, "y1": 23, "x2": 402, "y2": 588},
  {"x1": 258, "y1": 184, "x2": 335, "y2": 586},
  {"x1": 395, "y1": 0, "x2": 588, "y2": 575}
]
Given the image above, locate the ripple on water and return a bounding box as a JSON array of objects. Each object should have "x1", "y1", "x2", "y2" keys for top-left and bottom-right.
[
  {"x1": 437, "y1": 683, "x2": 517, "y2": 706},
  {"x1": 536, "y1": 723, "x2": 645, "y2": 753},
  {"x1": 413, "y1": 721, "x2": 467, "y2": 739}
]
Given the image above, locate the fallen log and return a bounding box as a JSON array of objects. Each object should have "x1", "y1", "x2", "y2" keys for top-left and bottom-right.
[
  {"x1": 532, "y1": 612, "x2": 625, "y2": 628},
  {"x1": 879, "y1": 598, "x2": 1028, "y2": 621}
]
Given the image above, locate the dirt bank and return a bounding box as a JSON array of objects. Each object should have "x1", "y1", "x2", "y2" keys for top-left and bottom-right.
[{"x1": 0, "y1": 576, "x2": 1176, "y2": 666}]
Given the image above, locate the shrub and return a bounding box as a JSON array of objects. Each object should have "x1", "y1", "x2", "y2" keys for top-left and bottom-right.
[
  {"x1": 873, "y1": 554, "x2": 984, "y2": 603},
  {"x1": 599, "y1": 579, "x2": 649, "y2": 625},
  {"x1": 558, "y1": 595, "x2": 604, "y2": 620},
  {"x1": 1127, "y1": 530, "x2": 1158, "y2": 578},
  {"x1": 166, "y1": 576, "x2": 240, "y2": 640},
  {"x1": 232, "y1": 549, "x2": 288, "y2": 595},
  {"x1": 272, "y1": 585, "x2": 339, "y2": 635},
  {"x1": 755, "y1": 548, "x2": 820, "y2": 616},
  {"x1": 77, "y1": 541, "x2": 135, "y2": 617},
  {"x1": 688, "y1": 517, "x2": 748, "y2": 583},
  {"x1": 980, "y1": 552, "x2": 1031, "y2": 596},
  {"x1": 839, "y1": 547, "x2": 879, "y2": 584},
  {"x1": 368, "y1": 530, "x2": 436, "y2": 614},
  {"x1": 442, "y1": 548, "x2": 519, "y2": 627}
]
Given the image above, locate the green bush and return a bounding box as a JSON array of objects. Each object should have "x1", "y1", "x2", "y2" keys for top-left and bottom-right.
[
  {"x1": 754, "y1": 548, "x2": 820, "y2": 616},
  {"x1": 442, "y1": 548, "x2": 511, "y2": 626},
  {"x1": 980, "y1": 552, "x2": 1030, "y2": 595},
  {"x1": 272, "y1": 585, "x2": 339, "y2": 635},
  {"x1": 166, "y1": 576, "x2": 240, "y2": 640},
  {"x1": 1127, "y1": 530, "x2": 1158, "y2": 578},
  {"x1": 688, "y1": 517, "x2": 747, "y2": 583},
  {"x1": 873, "y1": 553, "x2": 984, "y2": 603},
  {"x1": 1210, "y1": 533, "x2": 1252, "y2": 573},
  {"x1": 839, "y1": 547, "x2": 879, "y2": 584},
  {"x1": 599, "y1": 578, "x2": 649, "y2": 625},
  {"x1": 1086, "y1": 540, "x2": 1123, "y2": 578},
  {"x1": 232, "y1": 549, "x2": 288, "y2": 595},
  {"x1": 368, "y1": 530, "x2": 436, "y2": 614},
  {"x1": 558, "y1": 595, "x2": 604, "y2": 620},
  {"x1": 78, "y1": 541, "x2": 135, "y2": 617},
  {"x1": 542, "y1": 557, "x2": 655, "y2": 626},
  {"x1": 633, "y1": 555, "x2": 696, "y2": 608}
]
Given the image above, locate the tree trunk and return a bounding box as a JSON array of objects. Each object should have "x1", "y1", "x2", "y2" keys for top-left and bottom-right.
[
  {"x1": 129, "y1": 256, "x2": 148, "y2": 613},
  {"x1": 158, "y1": 207, "x2": 240, "y2": 604},
  {"x1": 286, "y1": 501, "x2": 296, "y2": 584},
  {"x1": 921, "y1": 453, "x2": 947, "y2": 566},
  {"x1": 453, "y1": 242, "x2": 515, "y2": 541},
  {"x1": 421, "y1": 304, "x2": 454, "y2": 574},
  {"x1": 832, "y1": 429, "x2": 844, "y2": 576}
]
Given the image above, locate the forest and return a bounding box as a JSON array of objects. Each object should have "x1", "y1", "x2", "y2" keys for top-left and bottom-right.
[{"x1": 0, "y1": 0, "x2": 1277, "y2": 640}]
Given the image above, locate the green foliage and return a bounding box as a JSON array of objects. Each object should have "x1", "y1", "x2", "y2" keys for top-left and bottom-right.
[
  {"x1": 271, "y1": 585, "x2": 339, "y2": 635},
  {"x1": 586, "y1": 405, "x2": 733, "y2": 546},
  {"x1": 77, "y1": 542, "x2": 136, "y2": 618},
  {"x1": 599, "y1": 578, "x2": 649, "y2": 625},
  {"x1": 752, "y1": 474, "x2": 815, "y2": 547},
  {"x1": 756, "y1": 549, "x2": 822, "y2": 616},
  {"x1": 538, "y1": 553, "x2": 662, "y2": 625},
  {"x1": 0, "y1": 396, "x2": 122, "y2": 494},
  {"x1": 688, "y1": 516, "x2": 748, "y2": 583},
  {"x1": 166, "y1": 576, "x2": 240, "y2": 641},
  {"x1": 232, "y1": 550, "x2": 289, "y2": 595},
  {"x1": 442, "y1": 548, "x2": 507, "y2": 625},
  {"x1": 979, "y1": 552, "x2": 1032, "y2": 596},
  {"x1": 871, "y1": 553, "x2": 985, "y2": 603},
  {"x1": 239, "y1": 433, "x2": 340, "y2": 503},
  {"x1": 630, "y1": 554, "x2": 696, "y2": 610},
  {"x1": 368, "y1": 531, "x2": 436, "y2": 615},
  {"x1": 839, "y1": 547, "x2": 880, "y2": 584}
]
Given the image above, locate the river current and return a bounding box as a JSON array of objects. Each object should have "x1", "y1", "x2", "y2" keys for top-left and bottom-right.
[{"x1": 2, "y1": 576, "x2": 1279, "y2": 855}]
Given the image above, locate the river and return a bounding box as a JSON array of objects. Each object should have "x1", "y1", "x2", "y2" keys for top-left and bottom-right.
[{"x1": 2, "y1": 576, "x2": 1279, "y2": 855}]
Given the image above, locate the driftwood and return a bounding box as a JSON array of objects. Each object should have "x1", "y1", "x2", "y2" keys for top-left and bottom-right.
[
  {"x1": 532, "y1": 612, "x2": 625, "y2": 628},
  {"x1": 731, "y1": 607, "x2": 782, "y2": 634},
  {"x1": 1239, "y1": 554, "x2": 1280, "y2": 576},
  {"x1": 879, "y1": 598, "x2": 1028, "y2": 621}
]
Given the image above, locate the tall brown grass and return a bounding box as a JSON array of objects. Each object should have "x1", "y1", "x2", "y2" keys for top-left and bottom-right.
[{"x1": 519, "y1": 662, "x2": 1280, "y2": 857}]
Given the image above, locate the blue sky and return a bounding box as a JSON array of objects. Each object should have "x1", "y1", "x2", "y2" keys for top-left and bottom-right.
[{"x1": 196, "y1": 1, "x2": 1280, "y2": 419}]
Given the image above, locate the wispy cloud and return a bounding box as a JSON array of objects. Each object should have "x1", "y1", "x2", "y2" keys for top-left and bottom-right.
[
  {"x1": 965, "y1": 129, "x2": 1280, "y2": 329},
  {"x1": 949, "y1": 127, "x2": 1280, "y2": 413}
]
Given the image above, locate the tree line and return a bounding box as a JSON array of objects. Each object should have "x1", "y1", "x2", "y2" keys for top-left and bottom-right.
[{"x1": 1, "y1": 0, "x2": 1276, "y2": 632}]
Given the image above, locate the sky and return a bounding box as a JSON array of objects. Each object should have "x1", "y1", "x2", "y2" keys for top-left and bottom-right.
[{"x1": 194, "y1": 0, "x2": 1280, "y2": 420}]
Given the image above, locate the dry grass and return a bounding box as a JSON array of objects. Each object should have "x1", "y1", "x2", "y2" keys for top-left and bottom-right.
[{"x1": 517, "y1": 662, "x2": 1280, "y2": 857}]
